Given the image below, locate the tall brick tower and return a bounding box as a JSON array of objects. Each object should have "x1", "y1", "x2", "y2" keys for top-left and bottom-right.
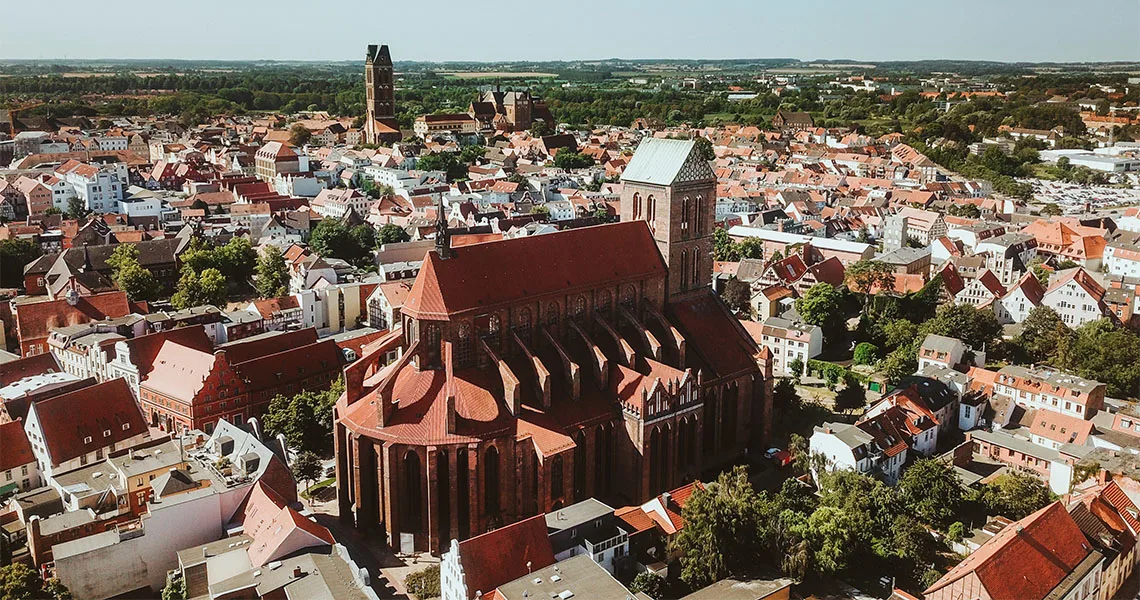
[
  {"x1": 364, "y1": 44, "x2": 398, "y2": 144},
  {"x1": 619, "y1": 138, "x2": 716, "y2": 300}
]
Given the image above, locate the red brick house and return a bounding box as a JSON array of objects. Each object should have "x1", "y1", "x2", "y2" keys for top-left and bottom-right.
[
  {"x1": 139, "y1": 330, "x2": 343, "y2": 434},
  {"x1": 13, "y1": 290, "x2": 132, "y2": 357}
]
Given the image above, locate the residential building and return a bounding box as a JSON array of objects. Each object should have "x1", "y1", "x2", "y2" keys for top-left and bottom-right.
[
  {"x1": 440, "y1": 515, "x2": 555, "y2": 600},
  {"x1": 311, "y1": 187, "x2": 374, "y2": 219},
  {"x1": 746, "y1": 316, "x2": 821, "y2": 376},
  {"x1": 1043, "y1": 268, "x2": 1114, "y2": 327},
  {"x1": 924, "y1": 502, "x2": 1103, "y2": 600},
  {"x1": 23, "y1": 378, "x2": 150, "y2": 480},
  {"x1": 811, "y1": 421, "x2": 907, "y2": 484},
  {"x1": 414, "y1": 113, "x2": 478, "y2": 137},
  {"x1": 0, "y1": 420, "x2": 40, "y2": 495},
  {"x1": 992, "y1": 364, "x2": 1106, "y2": 420}
]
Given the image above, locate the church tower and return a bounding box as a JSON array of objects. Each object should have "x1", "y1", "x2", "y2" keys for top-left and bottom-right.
[
  {"x1": 364, "y1": 44, "x2": 398, "y2": 144},
  {"x1": 620, "y1": 138, "x2": 716, "y2": 300}
]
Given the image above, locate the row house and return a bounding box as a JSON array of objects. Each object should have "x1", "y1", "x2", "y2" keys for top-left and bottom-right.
[
  {"x1": 310, "y1": 187, "x2": 374, "y2": 219},
  {"x1": 967, "y1": 428, "x2": 1085, "y2": 495},
  {"x1": 138, "y1": 329, "x2": 343, "y2": 434},
  {"x1": 924, "y1": 502, "x2": 1103, "y2": 600},
  {"x1": 743, "y1": 316, "x2": 821, "y2": 376},
  {"x1": 991, "y1": 364, "x2": 1106, "y2": 420},
  {"x1": 0, "y1": 420, "x2": 40, "y2": 495},
  {"x1": 23, "y1": 378, "x2": 150, "y2": 480}
]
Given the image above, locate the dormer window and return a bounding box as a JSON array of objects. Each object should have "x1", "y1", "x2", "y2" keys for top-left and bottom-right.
[
  {"x1": 84, "y1": 436, "x2": 93, "y2": 444},
  {"x1": 103, "y1": 430, "x2": 111, "y2": 438},
  {"x1": 122, "y1": 423, "x2": 130, "y2": 431}
]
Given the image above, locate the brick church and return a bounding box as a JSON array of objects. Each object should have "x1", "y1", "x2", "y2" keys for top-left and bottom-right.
[
  {"x1": 334, "y1": 138, "x2": 772, "y2": 554},
  {"x1": 364, "y1": 44, "x2": 401, "y2": 145}
]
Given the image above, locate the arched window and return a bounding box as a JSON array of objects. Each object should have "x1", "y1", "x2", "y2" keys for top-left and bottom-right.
[
  {"x1": 489, "y1": 314, "x2": 501, "y2": 336},
  {"x1": 573, "y1": 295, "x2": 587, "y2": 321},
  {"x1": 484, "y1": 446, "x2": 500, "y2": 516},
  {"x1": 692, "y1": 251, "x2": 700, "y2": 287},
  {"x1": 551, "y1": 454, "x2": 564, "y2": 502},
  {"x1": 402, "y1": 450, "x2": 423, "y2": 533},
  {"x1": 632, "y1": 192, "x2": 641, "y2": 220},
  {"x1": 546, "y1": 302, "x2": 559, "y2": 326},
  {"x1": 680, "y1": 250, "x2": 688, "y2": 291},
  {"x1": 680, "y1": 197, "x2": 690, "y2": 233},
  {"x1": 598, "y1": 290, "x2": 613, "y2": 315},
  {"x1": 647, "y1": 195, "x2": 656, "y2": 230},
  {"x1": 516, "y1": 308, "x2": 532, "y2": 340},
  {"x1": 621, "y1": 285, "x2": 636, "y2": 308},
  {"x1": 455, "y1": 322, "x2": 472, "y2": 366},
  {"x1": 694, "y1": 195, "x2": 704, "y2": 235}
]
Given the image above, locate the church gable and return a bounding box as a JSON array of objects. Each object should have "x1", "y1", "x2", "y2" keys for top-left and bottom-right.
[{"x1": 621, "y1": 138, "x2": 714, "y2": 187}]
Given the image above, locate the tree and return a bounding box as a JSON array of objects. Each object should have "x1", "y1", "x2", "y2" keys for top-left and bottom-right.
[
  {"x1": 404, "y1": 565, "x2": 441, "y2": 600},
  {"x1": 795, "y1": 283, "x2": 847, "y2": 344},
  {"x1": 1041, "y1": 202, "x2": 1063, "y2": 216},
  {"x1": 1015, "y1": 306, "x2": 1073, "y2": 364},
  {"x1": 106, "y1": 244, "x2": 161, "y2": 301},
  {"x1": 171, "y1": 267, "x2": 227, "y2": 310},
  {"x1": 288, "y1": 123, "x2": 312, "y2": 147},
  {"x1": 458, "y1": 145, "x2": 486, "y2": 165},
  {"x1": 310, "y1": 218, "x2": 374, "y2": 266},
  {"x1": 553, "y1": 151, "x2": 594, "y2": 169},
  {"x1": 1060, "y1": 319, "x2": 1140, "y2": 397},
  {"x1": 721, "y1": 277, "x2": 752, "y2": 314},
  {"x1": 65, "y1": 197, "x2": 87, "y2": 220},
  {"x1": 947, "y1": 203, "x2": 981, "y2": 218},
  {"x1": 881, "y1": 318, "x2": 919, "y2": 351},
  {"x1": 713, "y1": 227, "x2": 741, "y2": 261},
  {"x1": 161, "y1": 574, "x2": 186, "y2": 600},
  {"x1": 920, "y1": 303, "x2": 1002, "y2": 351},
  {"x1": 880, "y1": 346, "x2": 918, "y2": 383},
  {"x1": 531, "y1": 204, "x2": 551, "y2": 219},
  {"x1": 263, "y1": 378, "x2": 342, "y2": 455},
  {"x1": 0, "y1": 238, "x2": 43, "y2": 289},
  {"x1": 787, "y1": 357, "x2": 805, "y2": 381},
  {"x1": 218, "y1": 237, "x2": 257, "y2": 282},
  {"x1": 845, "y1": 259, "x2": 895, "y2": 303},
  {"x1": 852, "y1": 342, "x2": 879, "y2": 365},
  {"x1": 981, "y1": 472, "x2": 1054, "y2": 520},
  {"x1": 0, "y1": 563, "x2": 72, "y2": 600},
  {"x1": 898, "y1": 459, "x2": 964, "y2": 530},
  {"x1": 528, "y1": 120, "x2": 551, "y2": 137},
  {"x1": 255, "y1": 245, "x2": 289, "y2": 298},
  {"x1": 378, "y1": 223, "x2": 411, "y2": 245},
  {"x1": 671, "y1": 466, "x2": 762, "y2": 588},
  {"x1": 737, "y1": 238, "x2": 764, "y2": 260},
  {"x1": 833, "y1": 381, "x2": 866, "y2": 413},
  {"x1": 416, "y1": 151, "x2": 468, "y2": 181},
  {"x1": 629, "y1": 572, "x2": 666, "y2": 599},
  {"x1": 293, "y1": 451, "x2": 323, "y2": 494}
]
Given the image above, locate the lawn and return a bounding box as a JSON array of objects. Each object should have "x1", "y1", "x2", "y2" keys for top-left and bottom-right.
[{"x1": 301, "y1": 477, "x2": 335, "y2": 500}]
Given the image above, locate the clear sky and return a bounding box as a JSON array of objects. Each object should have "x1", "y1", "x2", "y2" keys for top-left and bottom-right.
[{"x1": 2, "y1": 0, "x2": 1138, "y2": 63}]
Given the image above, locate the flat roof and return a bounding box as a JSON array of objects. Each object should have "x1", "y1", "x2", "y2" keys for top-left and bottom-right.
[
  {"x1": 681, "y1": 577, "x2": 794, "y2": 600},
  {"x1": 496, "y1": 554, "x2": 632, "y2": 599},
  {"x1": 545, "y1": 498, "x2": 614, "y2": 533}
]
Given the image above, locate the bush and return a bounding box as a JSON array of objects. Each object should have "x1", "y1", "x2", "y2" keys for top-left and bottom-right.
[
  {"x1": 405, "y1": 564, "x2": 441, "y2": 600},
  {"x1": 629, "y1": 572, "x2": 667, "y2": 599},
  {"x1": 853, "y1": 342, "x2": 879, "y2": 365}
]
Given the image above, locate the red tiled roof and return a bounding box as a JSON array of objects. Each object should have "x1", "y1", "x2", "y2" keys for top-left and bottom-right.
[
  {"x1": 925, "y1": 502, "x2": 1092, "y2": 600},
  {"x1": 249, "y1": 295, "x2": 301, "y2": 318},
  {"x1": 30, "y1": 378, "x2": 147, "y2": 466},
  {"x1": 457, "y1": 515, "x2": 555, "y2": 599},
  {"x1": 221, "y1": 329, "x2": 318, "y2": 365},
  {"x1": 403, "y1": 222, "x2": 666, "y2": 319},
  {"x1": 119, "y1": 326, "x2": 212, "y2": 380},
  {"x1": 667, "y1": 292, "x2": 760, "y2": 378},
  {"x1": 15, "y1": 291, "x2": 131, "y2": 349},
  {"x1": 0, "y1": 353, "x2": 61, "y2": 387},
  {"x1": 1029, "y1": 408, "x2": 1093, "y2": 446},
  {"x1": 142, "y1": 341, "x2": 218, "y2": 403},
  {"x1": 241, "y1": 481, "x2": 335, "y2": 568},
  {"x1": 0, "y1": 420, "x2": 35, "y2": 471}
]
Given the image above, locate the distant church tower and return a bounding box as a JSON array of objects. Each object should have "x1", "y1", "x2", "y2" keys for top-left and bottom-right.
[
  {"x1": 364, "y1": 44, "x2": 399, "y2": 144},
  {"x1": 620, "y1": 138, "x2": 716, "y2": 300}
]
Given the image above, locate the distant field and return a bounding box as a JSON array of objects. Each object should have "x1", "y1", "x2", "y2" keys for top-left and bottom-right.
[{"x1": 441, "y1": 71, "x2": 556, "y2": 79}]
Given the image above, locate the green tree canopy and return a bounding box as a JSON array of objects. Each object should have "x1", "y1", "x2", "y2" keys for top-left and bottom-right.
[
  {"x1": 0, "y1": 563, "x2": 72, "y2": 600},
  {"x1": 919, "y1": 303, "x2": 1002, "y2": 351},
  {"x1": 671, "y1": 466, "x2": 763, "y2": 588},
  {"x1": 262, "y1": 378, "x2": 342, "y2": 455},
  {"x1": 553, "y1": 151, "x2": 594, "y2": 169},
  {"x1": 721, "y1": 277, "x2": 752, "y2": 314},
  {"x1": 255, "y1": 245, "x2": 289, "y2": 298},
  {"x1": 292, "y1": 451, "x2": 323, "y2": 493},
  {"x1": 898, "y1": 459, "x2": 964, "y2": 530},
  {"x1": 171, "y1": 267, "x2": 227, "y2": 310},
  {"x1": 378, "y1": 223, "x2": 411, "y2": 245},
  {"x1": 1015, "y1": 306, "x2": 1073, "y2": 364},
  {"x1": 0, "y1": 238, "x2": 43, "y2": 289},
  {"x1": 288, "y1": 123, "x2": 311, "y2": 146},
  {"x1": 981, "y1": 471, "x2": 1054, "y2": 520},
  {"x1": 795, "y1": 283, "x2": 848, "y2": 344}
]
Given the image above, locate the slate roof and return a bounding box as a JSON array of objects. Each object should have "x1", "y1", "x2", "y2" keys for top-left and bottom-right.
[{"x1": 620, "y1": 138, "x2": 714, "y2": 186}]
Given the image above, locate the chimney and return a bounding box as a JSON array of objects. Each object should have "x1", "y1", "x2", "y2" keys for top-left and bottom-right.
[{"x1": 293, "y1": 566, "x2": 303, "y2": 578}]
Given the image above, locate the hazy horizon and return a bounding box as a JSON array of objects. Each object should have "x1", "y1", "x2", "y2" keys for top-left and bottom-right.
[{"x1": 2, "y1": 0, "x2": 1137, "y2": 64}]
